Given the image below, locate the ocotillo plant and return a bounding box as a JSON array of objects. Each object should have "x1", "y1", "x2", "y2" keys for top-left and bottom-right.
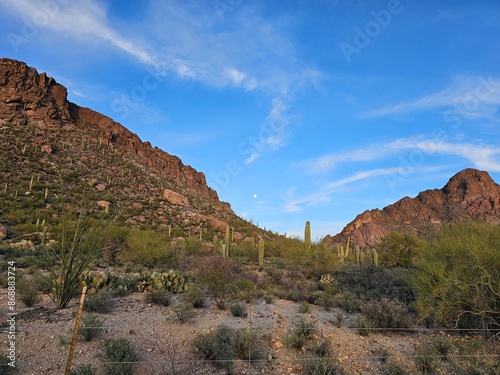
[
  {"x1": 304, "y1": 221, "x2": 311, "y2": 252},
  {"x1": 258, "y1": 238, "x2": 265, "y2": 267}
]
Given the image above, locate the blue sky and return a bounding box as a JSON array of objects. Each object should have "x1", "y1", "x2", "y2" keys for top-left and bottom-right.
[{"x1": 1, "y1": 0, "x2": 499, "y2": 240}]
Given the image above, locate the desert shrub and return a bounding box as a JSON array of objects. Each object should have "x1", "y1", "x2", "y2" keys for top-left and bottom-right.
[
  {"x1": 18, "y1": 278, "x2": 41, "y2": 307},
  {"x1": 193, "y1": 325, "x2": 235, "y2": 373},
  {"x1": 299, "y1": 302, "x2": 311, "y2": 314},
  {"x1": 84, "y1": 289, "x2": 114, "y2": 313},
  {"x1": 414, "y1": 343, "x2": 438, "y2": 374},
  {"x1": 229, "y1": 302, "x2": 247, "y2": 318},
  {"x1": 78, "y1": 314, "x2": 103, "y2": 342},
  {"x1": 307, "y1": 335, "x2": 333, "y2": 358},
  {"x1": 70, "y1": 364, "x2": 97, "y2": 375},
  {"x1": 354, "y1": 316, "x2": 373, "y2": 336},
  {"x1": 195, "y1": 256, "x2": 241, "y2": 310},
  {"x1": 0, "y1": 351, "x2": 16, "y2": 374},
  {"x1": 102, "y1": 338, "x2": 139, "y2": 375},
  {"x1": 145, "y1": 288, "x2": 171, "y2": 307},
  {"x1": 302, "y1": 357, "x2": 344, "y2": 375},
  {"x1": 333, "y1": 311, "x2": 344, "y2": 328},
  {"x1": 360, "y1": 298, "x2": 414, "y2": 331},
  {"x1": 232, "y1": 329, "x2": 264, "y2": 361},
  {"x1": 376, "y1": 231, "x2": 425, "y2": 268},
  {"x1": 172, "y1": 301, "x2": 195, "y2": 324},
  {"x1": 335, "y1": 264, "x2": 414, "y2": 305},
  {"x1": 382, "y1": 358, "x2": 412, "y2": 375},
  {"x1": 284, "y1": 318, "x2": 316, "y2": 350},
  {"x1": 333, "y1": 292, "x2": 361, "y2": 313},
  {"x1": 412, "y1": 222, "x2": 500, "y2": 333},
  {"x1": 182, "y1": 284, "x2": 206, "y2": 308},
  {"x1": 429, "y1": 336, "x2": 452, "y2": 360},
  {"x1": 119, "y1": 228, "x2": 175, "y2": 268}
]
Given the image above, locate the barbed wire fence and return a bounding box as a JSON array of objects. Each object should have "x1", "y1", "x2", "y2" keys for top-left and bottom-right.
[{"x1": 1, "y1": 289, "x2": 499, "y2": 374}]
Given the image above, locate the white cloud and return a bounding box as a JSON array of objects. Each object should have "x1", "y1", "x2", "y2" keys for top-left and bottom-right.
[
  {"x1": 363, "y1": 76, "x2": 500, "y2": 119},
  {"x1": 301, "y1": 136, "x2": 500, "y2": 174},
  {"x1": 245, "y1": 97, "x2": 291, "y2": 164}
]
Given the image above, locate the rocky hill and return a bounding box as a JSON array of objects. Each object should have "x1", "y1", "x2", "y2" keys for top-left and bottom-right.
[
  {"x1": 323, "y1": 168, "x2": 500, "y2": 248},
  {"x1": 0, "y1": 58, "x2": 259, "y2": 240}
]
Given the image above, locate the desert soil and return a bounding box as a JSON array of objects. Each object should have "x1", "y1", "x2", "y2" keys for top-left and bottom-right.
[{"x1": 0, "y1": 287, "x2": 436, "y2": 375}]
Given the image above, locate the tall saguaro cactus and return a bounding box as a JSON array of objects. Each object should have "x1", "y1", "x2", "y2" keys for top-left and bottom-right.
[
  {"x1": 258, "y1": 238, "x2": 265, "y2": 267},
  {"x1": 225, "y1": 226, "x2": 230, "y2": 256},
  {"x1": 304, "y1": 221, "x2": 311, "y2": 252}
]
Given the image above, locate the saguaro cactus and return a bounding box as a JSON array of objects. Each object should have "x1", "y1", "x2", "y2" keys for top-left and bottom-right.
[
  {"x1": 258, "y1": 238, "x2": 265, "y2": 267},
  {"x1": 213, "y1": 235, "x2": 218, "y2": 255},
  {"x1": 225, "y1": 225, "x2": 230, "y2": 255},
  {"x1": 345, "y1": 237, "x2": 351, "y2": 259},
  {"x1": 305, "y1": 221, "x2": 311, "y2": 252},
  {"x1": 355, "y1": 245, "x2": 361, "y2": 268},
  {"x1": 372, "y1": 248, "x2": 379, "y2": 267}
]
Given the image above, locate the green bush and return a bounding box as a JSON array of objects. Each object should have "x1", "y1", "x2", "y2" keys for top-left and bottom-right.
[
  {"x1": 195, "y1": 256, "x2": 241, "y2": 310},
  {"x1": 102, "y1": 338, "x2": 139, "y2": 375},
  {"x1": 84, "y1": 289, "x2": 114, "y2": 313},
  {"x1": 353, "y1": 316, "x2": 373, "y2": 336},
  {"x1": 193, "y1": 325, "x2": 235, "y2": 373},
  {"x1": 78, "y1": 315, "x2": 103, "y2": 342},
  {"x1": 18, "y1": 278, "x2": 41, "y2": 307},
  {"x1": 145, "y1": 289, "x2": 171, "y2": 307},
  {"x1": 335, "y1": 264, "x2": 414, "y2": 305},
  {"x1": 232, "y1": 329, "x2": 264, "y2": 361},
  {"x1": 412, "y1": 222, "x2": 500, "y2": 333},
  {"x1": 360, "y1": 298, "x2": 414, "y2": 331},
  {"x1": 284, "y1": 318, "x2": 316, "y2": 350},
  {"x1": 172, "y1": 302, "x2": 195, "y2": 324},
  {"x1": 182, "y1": 284, "x2": 206, "y2": 308},
  {"x1": 229, "y1": 302, "x2": 247, "y2": 318},
  {"x1": 376, "y1": 231, "x2": 424, "y2": 268},
  {"x1": 70, "y1": 364, "x2": 97, "y2": 375},
  {"x1": 302, "y1": 357, "x2": 344, "y2": 375}
]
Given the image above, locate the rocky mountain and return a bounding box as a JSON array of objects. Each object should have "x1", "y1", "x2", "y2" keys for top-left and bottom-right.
[
  {"x1": 323, "y1": 168, "x2": 500, "y2": 248},
  {"x1": 0, "y1": 58, "x2": 259, "y2": 240},
  {"x1": 0, "y1": 58, "x2": 218, "y2": 202}
]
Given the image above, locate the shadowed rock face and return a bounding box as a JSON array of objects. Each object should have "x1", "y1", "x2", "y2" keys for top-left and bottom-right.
[
  {"x1": 323, "y1": 168, "x2": 500, "y2": 248},
  {"x1": 0, "y1": 58, "x2": 221, "y2": 204}
]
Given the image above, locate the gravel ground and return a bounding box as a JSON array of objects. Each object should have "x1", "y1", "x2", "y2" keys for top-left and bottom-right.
[
  {"x1": 0, "y1": 289, "x2": 496, "y2": 375},
  {"x1": 0, "y1": 288, "x2": 494, "y2": 375}
]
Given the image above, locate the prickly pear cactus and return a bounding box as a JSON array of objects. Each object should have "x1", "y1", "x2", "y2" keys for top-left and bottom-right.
[
  {"x1": 140, "y1": 270, "x2": 187, "y2": 294},
  {"x1": 320, "y1": 274, "x2": 335, "y2": 285}
]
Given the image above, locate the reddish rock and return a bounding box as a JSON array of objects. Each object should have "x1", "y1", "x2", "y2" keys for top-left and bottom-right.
[
  {"x1": 324, "y1": 169, "x2": 500, "y2": 248},
  {"x1": 162, "y1": 189, "x2": 189, "y2": 206}
]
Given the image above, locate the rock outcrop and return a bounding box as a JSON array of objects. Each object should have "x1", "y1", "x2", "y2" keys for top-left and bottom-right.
[
  {"x1": 323, "y1": 168, "x2": 500, "y2": 248},
  {"x1": 0, "y1": 58, "x2": 220, "y2": 204}
]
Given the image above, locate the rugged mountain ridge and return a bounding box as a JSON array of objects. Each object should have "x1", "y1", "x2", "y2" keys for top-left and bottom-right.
[
  {"x1": 0, "y1": 58, "x2": 219, "y2": 203},
  {"x1": 323, "y1": 168, "x2": 500, "y2": 248}
]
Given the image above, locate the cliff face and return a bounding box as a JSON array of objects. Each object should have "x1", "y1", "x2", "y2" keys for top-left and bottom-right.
[
  {"x1": 323, "y1": 168, "x2": 500, "y2": 248},
  {"x1": 0, "y1": 58, "x2": 220, "y2": 204}
]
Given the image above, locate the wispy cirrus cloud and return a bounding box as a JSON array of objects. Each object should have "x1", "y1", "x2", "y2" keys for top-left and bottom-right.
[
  {"x1": 282, "y1": 167, "x2": 408, "y2": 212},
  {"x1": 244, "y1": 97, "x2": 291, "y2": 164},
  {"x1": 362, "y1": 76, "x2": 500, "y2": 119},
  {"x1": 301, "y1": 136, "x2": 500, "y2": 174},
  {"x1": 3, "y1": 0, "x2": 321, "y2": 94}
]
